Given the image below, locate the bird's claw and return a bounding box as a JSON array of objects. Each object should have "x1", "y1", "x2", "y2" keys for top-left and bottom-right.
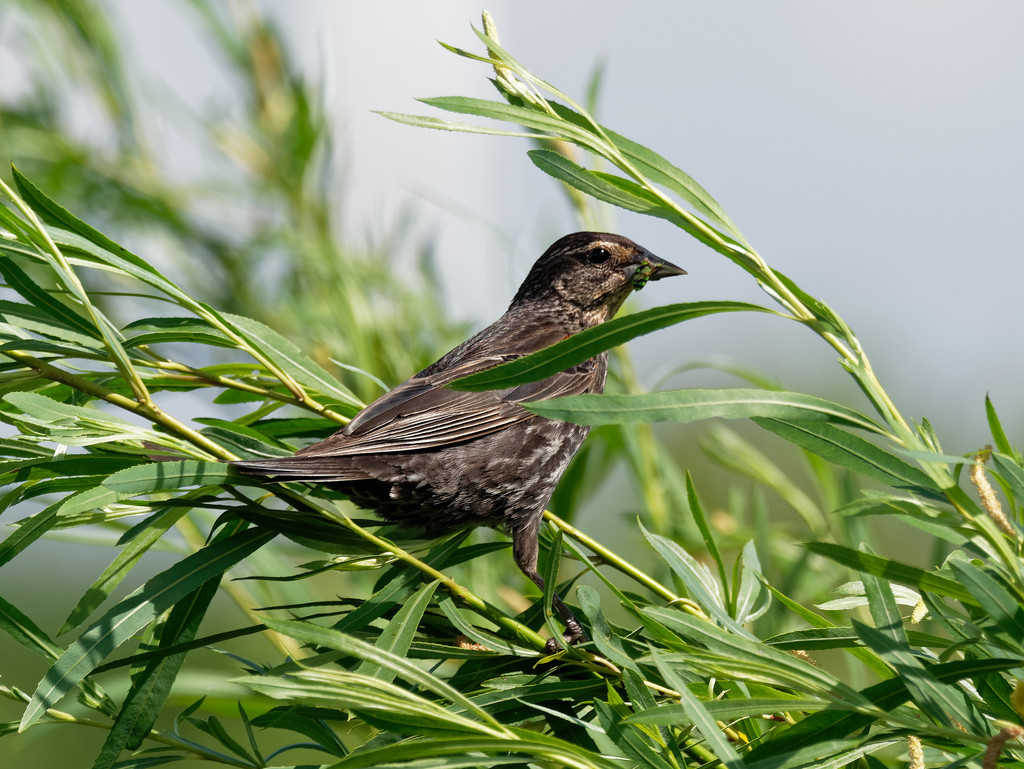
[{"x1": 544, "y1": 618, "x2": 588, "y2": 654}]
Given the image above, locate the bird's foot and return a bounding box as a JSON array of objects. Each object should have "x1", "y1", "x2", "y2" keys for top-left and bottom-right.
[{"x1": 543, "y1": 617, "x2": 588, "y2": 654}]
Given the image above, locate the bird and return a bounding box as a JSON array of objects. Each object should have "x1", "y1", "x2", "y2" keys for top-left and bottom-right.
[{"x1": 233, "y1": 232, "x2": 686, "y2": 651}]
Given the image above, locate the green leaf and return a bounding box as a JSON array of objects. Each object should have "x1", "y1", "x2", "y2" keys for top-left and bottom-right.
[
  {"x1": 859, "y1": 570, "x2": 984, "y2": 732},
  {"x1": 249, "y1": 705, "x2": 347, "y2": 757},
  {"x1": 592, "y1": 697, "x2": 676, "y2": 769},
  {"x1": 20, "y1": 527, "x2": 273, "y2": 730},
  {"x1": 641, "y1": 524, "x2": 754, "y2": 639},
  {"x1": 60, "y1": 505, "x2": 190, "y2": 635},
  {"x1": 753, "y1": 418, "x2": 942, "y2": 497},
  {"x1": 600, "y1": 123, "x2": 746, "y2": 243},
  {"x1": 686, "y1": 471, "x2": 729, "y2": 598},
  {"x1": 576, "y1": 586, "x2": 635, "y2": 669},
  {"x1": 326, "y1": 732, "x2": 619, "y2": 769},
  {"x1": 223, "y1": 313, "x2": 361, "y2": 407},
  {"x1": 261, "y1": 617, "x2": 505, "y2": 730},
  {"x1": 625, "y1": 697, "x2": 828, "y2": 726},
  {"x1": 745, "y1": 658, "x2": 1015, "y2": 761},
  {"x1": 746, "y1": 738, "x2": 901, "y2": 769},
  {"x1": 0, "y1": 259, "x2": 99, "y2": 339},
  {"x1": 526, "y1": 388, "x2": 884, "y2": 434},
  {"x1": 991, "y1": 452, "x2": 1024, "y2": 508},
  {"x1": 355, "y1": 580, "x2": 439, "y2": 682},
  {"x1": 0, "y1": 594, "x2": 62, "y2": 661},
  {"x1": 238, "y1": 668, "x2": 496, "y2": 737},
  {"x1": 650, "y1": 649, "x2": 747, "y2": 769},
  {"x1": 121, "y1": 317, "x2": 234, "y2": 349},
  {"x1": 452, "y1": 301, "x2": 773, "y2": 391},
  {"x1": 419, "y1": 95, "x2": 598, "y2": 144},
  {"x1": 949, "y1": 560, "x2": 1024, "y2": 654},
  {"x1": 804, "y1": 543, "x2": 976, "y2": 605},
  {"x1": 641, "y1": 608, "x2": 859, "y2": 702},
  {"x1": 530, "y1": 149, "x2": 665, "y2": 212},
  {"x1": 101, "y1": 460, "x2": 232, "y2": 496},
  {"x1": 854, "y1": 621, "x2": 984, "y2": 733},
  {"x1": 985, "y1": 395, "x2": 1017, "y2": 460},
  {"x1": 92, "y1": 577, "x2": 220, "y2": 767},
  {"x1": 11, "y1": 167, "x2": 158, "y2": 279},
  {"x1": 0, "y1": 502, "x2": 60, "y2": 567}
]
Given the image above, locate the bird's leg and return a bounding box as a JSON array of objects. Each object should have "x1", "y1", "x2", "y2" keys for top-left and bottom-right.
[{"x1": 511, "y1": 520, "x2": 587, "y2": 652}]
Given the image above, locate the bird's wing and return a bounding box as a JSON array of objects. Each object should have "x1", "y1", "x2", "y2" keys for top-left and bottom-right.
[{"x1": 295, "y1": 346, "x2": 601, "y2": 458}]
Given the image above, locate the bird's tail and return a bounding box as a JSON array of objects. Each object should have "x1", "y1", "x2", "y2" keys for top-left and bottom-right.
[{"x1": 231, "y1": 456, "x2": 372, "y2": 484}]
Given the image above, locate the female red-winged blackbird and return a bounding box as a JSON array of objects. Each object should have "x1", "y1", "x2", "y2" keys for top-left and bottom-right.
[{"x1": 234, "y1": 232, "x2": 686, "y2": 649}]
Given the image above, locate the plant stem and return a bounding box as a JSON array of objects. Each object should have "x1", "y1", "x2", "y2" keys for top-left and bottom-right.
[
  {"x1": 137, "y1": 355, "x2": 352, "y2": 424},
  {"x1": 2, "y1": 349, "x2": 232, "y2": 459},
  {"x1": 544, "y1": 510, "x2": 708, "y2": 619}
]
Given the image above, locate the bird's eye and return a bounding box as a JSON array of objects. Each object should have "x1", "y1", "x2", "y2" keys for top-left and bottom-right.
[{"x1": 588, "y1": 247, "x2": 611, "y2": 265}]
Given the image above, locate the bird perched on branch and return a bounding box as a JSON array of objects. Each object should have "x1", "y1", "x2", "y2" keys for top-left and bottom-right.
[{"x1": 234, "y1": 232, "x2": 686, "y2": 650}]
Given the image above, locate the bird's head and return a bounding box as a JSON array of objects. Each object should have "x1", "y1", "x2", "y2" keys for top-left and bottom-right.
[{"x1": 510, "y1": 232, "x2": 686, "y2": 329}]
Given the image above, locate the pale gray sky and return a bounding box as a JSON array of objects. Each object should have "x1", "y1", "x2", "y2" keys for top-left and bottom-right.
[{"x1": 110, "y1": 0, "x2": 1024, "y2": 446}]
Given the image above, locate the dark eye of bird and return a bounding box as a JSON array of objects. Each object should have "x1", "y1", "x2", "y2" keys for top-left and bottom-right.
[{"x1": 588, "y1": 247, "x2": 611, "y2": 265}]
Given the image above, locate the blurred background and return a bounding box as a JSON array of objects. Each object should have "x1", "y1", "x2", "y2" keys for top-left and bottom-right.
[{"x1": 1, "y1": 0, "x2": 1022, "y2": 764}]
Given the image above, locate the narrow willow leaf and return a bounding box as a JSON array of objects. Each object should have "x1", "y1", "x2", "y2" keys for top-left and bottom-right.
[
  {"x1": 753, "y1": 418, "x2": 942, "y2": 497},
  {"x1": 121, "y1": 317, "x2": 234, "y2": 349},
  {"x1": 601, "y1": 124, "x2": 746, "y2": 243},
  {"x1": 436, "y1": 594, "x2": 528, "y2": 656},
  {"x1": 420, "y1": 95, "x2": 597, "y2": 141},
  {"x1": 625, "y1": 697, "x2": 829, "y2": 726},
  {"x1": 991, "y1": 453, "x2": 1024, "y2": 508},
  {"x1": 378, "y1": 109, "x2": 541, "y2": 138},
  {"x1": 576, "y1": 586, "x2": 635, "y2": 669},
  {"x1": 641, "y1": 524, "x2": 755, "y2": 639},
  {"x1": 650, "y1": 649, "x2": 747, "y2": 769},
  {"x1": 734, "y1": 541, "x2": 767, "y2": 624},
  {"x1": 328, "y1": 732, "x2": 619, "y2": 769},
  {"x1": 766, "y1": 627, "x2": 864, "y2": 650},
  {"x1": 641, "y1": 608, "x2": 858, "y2": 702},
  {"x1": 262, "y1": 617, "x2": 507, "y2": 730},
  {"x1": 49, "y1": 227, "x2": 195, "y2": 307},
  {"x1": 746, "y1": 738, "x2": 901, "y2": 769},
  {"x1": 238, "y1": 669, "x2": 495, "y2": 737},
  {"x1": 854, "y1": 621, "x2": 984, "y2": 733},
  {"x1": 0, "y1": 503, "x2": 60, "y2": 567},
  {"x1": 804, "y1": 543, "x2": 976, "y2": 605},
  {"x1": 452, "y1": 301, "x2": 772, "y2": 391},
  {"x1": 745, "y1": 658, "x2": 1015, "y2": 761},
  {"x1": 686, "y1": 471, "x2": 728, "y2": 595},
  {"x1": 0, "y1": 261, "x2": 98, "y2": 339},
  {"x1": 57, "y1": 485, "x2": 123, "y2": 518},
  {"x1": 526, "y1": 388, "x2": 884, "y2": 434},
  {"x1": 5, "y1": 391, "x2": 137, "y2": 429},
  {"x1": 0, "y1": 594, "x2": 63, "y2": 661},
  {"x1": 530, "y1": 149, "x2": 664, "y2": 212},
  {"x1": 985, "y1": 396, "x2": 1017, "y2": 460},
  {"x1": 223, "y1": 313, "x2": 361, "y2": 407},
  {"x1": 101, "y1": 460, "x2": 232, "y2": 496},
  {"x1": 11, "y1": 167, "x2": 160, "y2": 279},
  {"x1": 355, "y1": 580, "x2": 439, "y2": 682},
  {"x1": 949, "y1": 560, "x2": 1024, "y2": 653},
  {"x1": 60, "y1": 506, "x2": 190, "y2": 635},
  {"x1": 593, "y1": 697, "x2": 676, "y2": 769},
  {"x1": 93, "y1": 578, "x2": 220, "y2": 767},
  {"x1": 20, "y1": 527, "x2": 273, "y2": 730},
  {"x1": 421, "y1": 92, "x2": 746, "y2": 242},
  {"x1": 859, "y1": 571, "x2": 983, "y2": 732},
  {"x1": 250, "y1": 705, "x2": 347, "y2": 757}
]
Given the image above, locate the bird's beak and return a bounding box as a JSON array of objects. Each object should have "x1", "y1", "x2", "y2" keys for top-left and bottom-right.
[
  {"x1": 628, "y1": 249, "x2": 687, "y2": 291},
  {"x1": 643, "y1": 252, "x2": 687, "y2": 281}
]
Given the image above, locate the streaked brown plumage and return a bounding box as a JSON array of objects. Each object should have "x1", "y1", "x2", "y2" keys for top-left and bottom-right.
[{"x1": 234, "y1": 232, "x2": 686, "y2": 649}]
